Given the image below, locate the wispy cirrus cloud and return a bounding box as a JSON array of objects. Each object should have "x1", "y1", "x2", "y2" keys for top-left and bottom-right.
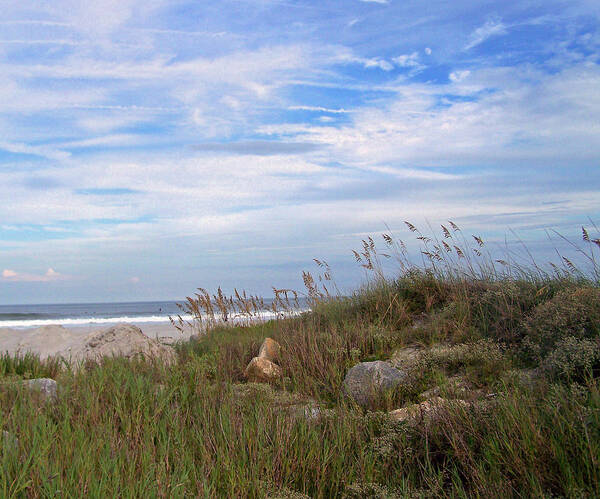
[{"x1": 465, "y1": 19, "x2": 508, "y2": 50}]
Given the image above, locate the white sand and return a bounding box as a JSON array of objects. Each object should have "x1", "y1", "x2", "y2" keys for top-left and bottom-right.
[{"x1": 0, "y1": 321, "x2": 197, "y2": 360}]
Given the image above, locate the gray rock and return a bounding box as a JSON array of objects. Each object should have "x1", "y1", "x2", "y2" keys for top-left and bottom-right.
[
  {"x1": 288, "y1": 403, "x2": 334, "y2": 422},
  {"x1": 343, "y1": 361, "x2": 407, "y2": 407},
  {"x1": 22, "y1": 378, "x2": 58, "y2": 402}
]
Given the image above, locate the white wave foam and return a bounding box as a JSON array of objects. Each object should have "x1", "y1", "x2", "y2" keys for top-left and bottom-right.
[{"x1": 0, "y1": 309, "x2": 307, "y2": 329}]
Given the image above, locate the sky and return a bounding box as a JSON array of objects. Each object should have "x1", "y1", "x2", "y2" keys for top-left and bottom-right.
[{"x1": 0, "y1": 0, "x2": 599, "y2": 304}]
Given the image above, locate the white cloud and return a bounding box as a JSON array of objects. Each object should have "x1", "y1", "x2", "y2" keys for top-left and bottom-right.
[
  {"x1": 259, "y1": 63, "x2": 600, "y2": 168},
  {"x1": 288, "y1": 105, "x2": 350, "y2": 113},
  {"x1": 58, "y1": 134, "x2": 148, "y2": 149},
  {"x1": 0, "y1": 39, "x2": 79, "y2": 45},
  {"x1": 465, "y1": 20, "x2": 508, "y2": 50},
  {"x1": 361, "y1": 57, "x2": 394, "y2": 71},
  {"x1": 392, "y1": 52, "x2": 420, "y2": 67},
  {"x1": 0, "y1": 0, "x2": 598, "y2": 301},
  {"x1": 358, "y1": 0, "x2": 390, "y2": 4},
  {"x1": 1, "y1": 268, "x2": 64, "y2": 282},
  {"x1": 0, "y1": 140, "x2": 70, "y2": 161},
  {"x1": 449, "y1": 69, "x2": 470, "y2": 82},
  {"x1": 45, "y1": 268, "x2": 59, "y2": 278}
]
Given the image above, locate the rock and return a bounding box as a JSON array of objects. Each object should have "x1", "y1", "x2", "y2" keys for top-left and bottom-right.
[
  {"x1": 2, "y1": 431, "x2": 18, "y2": 451},
  {"x1": 285, "y1": 402, "x2": 335, "y2": 422},
  {"x1": 258, "y1": 337, "x2": 281, "y2": 362},
  {"x1": 22, "y1": 378, "x2": 58, "y2": 402},
  {"x1": 343, "y1": 361, "x2": 407, "y2": 407},
  {"x1": 389, "y1": 397, "x2": 470, "y2": 423},
  {"x1": 72, "y1": 324, "x2": 176, "y2": 365},
  {"x1": 389, "y1": 346, "x2": 422, "y2": 374},
  {"x1": 244, "y1": 357, "x2": 282, "y2": 383}
]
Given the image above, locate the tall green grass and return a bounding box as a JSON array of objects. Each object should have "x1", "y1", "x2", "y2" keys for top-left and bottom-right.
[{"x1": 0, "y1": 221, "x2": 599, "y2": 497}]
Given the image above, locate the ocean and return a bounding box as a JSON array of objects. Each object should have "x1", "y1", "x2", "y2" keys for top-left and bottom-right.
[
  {"x1": 0, "y1": 299, "x2": 307, "y2": 329},
  {"x1": 0, "y1": 301, "x2": 186, "y2": 328}
]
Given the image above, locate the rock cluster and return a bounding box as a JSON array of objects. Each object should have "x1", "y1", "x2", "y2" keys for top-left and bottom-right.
[{"x1": 244, "y1": 337, "x2": 283, "y2": 383}]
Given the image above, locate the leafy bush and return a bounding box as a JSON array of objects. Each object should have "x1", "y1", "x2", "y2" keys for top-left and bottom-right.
[
  {"x1": 521, "y1": 287, "x2": 600, "y2": 360},
  {"x1": 419, "y1": 339, "x2": 508, "y2": 385},
  {"x1": 543, "y1": 337, "x2": 600, "y2": 381},
  {"x1": 470, "y1": 280, "x2": 541, "y2": 342}
]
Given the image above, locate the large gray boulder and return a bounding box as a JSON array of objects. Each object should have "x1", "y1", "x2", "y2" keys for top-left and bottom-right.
[{"x1": 343, "y1": 361, "x2": 407, "y2": 407}]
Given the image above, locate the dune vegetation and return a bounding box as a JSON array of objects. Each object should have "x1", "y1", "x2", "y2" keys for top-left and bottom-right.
[{"x1": 1, "y1": 222, "x2": 599, "y2": 498}]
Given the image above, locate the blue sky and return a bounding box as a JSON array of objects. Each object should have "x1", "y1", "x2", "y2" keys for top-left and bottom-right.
[{"x1": 0, "y1": 0, "x2": 599, "y2": 304}]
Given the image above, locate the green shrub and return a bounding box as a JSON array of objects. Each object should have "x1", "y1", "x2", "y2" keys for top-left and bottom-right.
[
  {"x1": 470, "y1": 280, "x2": 541, "y2": 342},
  {"x1": 420, "y1": 339, "x2": 508, "y2": 385},
  {"x1": 342, "y1": 482, "x2": 401, "y2": 498},
  {"x1": 522, "y1": 287, "x2": 600, "y2": 360},
  {"x1": 543, "y1": 337, "x2": 600, "y2": 382},
  {"x1": 0, "y1": 352, "x2": 62, "y2": 381}
]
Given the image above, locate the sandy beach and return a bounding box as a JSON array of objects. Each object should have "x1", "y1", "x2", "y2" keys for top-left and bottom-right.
[{"x1": 0, "y1": 321, "x2": 196, "y2": 360}]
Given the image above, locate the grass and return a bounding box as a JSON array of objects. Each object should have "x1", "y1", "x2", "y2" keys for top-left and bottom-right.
[{"x1": 1, "y1": 221, "x2": 599, "y2": 497}]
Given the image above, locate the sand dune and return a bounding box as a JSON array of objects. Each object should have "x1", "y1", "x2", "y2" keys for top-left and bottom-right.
[{"x1": 0, "y1": 322, "x2": 195, "y2": 361}]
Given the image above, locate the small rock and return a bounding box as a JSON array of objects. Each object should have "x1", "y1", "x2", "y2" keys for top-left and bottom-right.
[
  {"x1": 2, "y1": 431, "x2": 18, "y2": 451},
  {"x1": 258, "y1": 337, "x2": 281, "y2": 362},
  {"x1": 244, "y1": 357, "x2": 282, "y2": 383},
  {"x1": 343, "y1": 361, "x2": 407, "y2": 408},
  {"x1": 287, "y1": 403, "x2": 334, "y2": 422},
  {"x1": 389, "y1": 397, "x2": 470, "y2": 423},
  {"x1": 22, "y1": 378, "x2": 58, "y2": 402}
]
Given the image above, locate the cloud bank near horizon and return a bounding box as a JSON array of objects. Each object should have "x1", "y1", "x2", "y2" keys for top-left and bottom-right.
[{"x1": 0, "y1": 0, "x2": 599, "y2": 303}]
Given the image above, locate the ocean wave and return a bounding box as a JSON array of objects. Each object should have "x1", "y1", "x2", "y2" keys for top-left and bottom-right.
[{"x1": 0, "y1": 309, "x2": 306, "y2": 329}]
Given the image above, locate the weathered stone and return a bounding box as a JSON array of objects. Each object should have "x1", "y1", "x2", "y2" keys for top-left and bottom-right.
[
  {"x1": 285, "y1": 402, "x2": 334, "y2": 422},
  {"x1": 244, "y1": 356, "x2": 282, "y2": 383},
  {"x1": 389, "y1": 397, "x2": 470, "y2": 423},
  {"x1": 22, "y1": 378, "x2": 57, "y2": 402},
  {"x1": 343, "y1": 361, "x2": 407, "y2": 407},
  {"x1": 389, "y1": 346, "x2": 423, "y2": 374},
  {"x1": 258, "y1": 337, "x2": 281, "y2": 362}
]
